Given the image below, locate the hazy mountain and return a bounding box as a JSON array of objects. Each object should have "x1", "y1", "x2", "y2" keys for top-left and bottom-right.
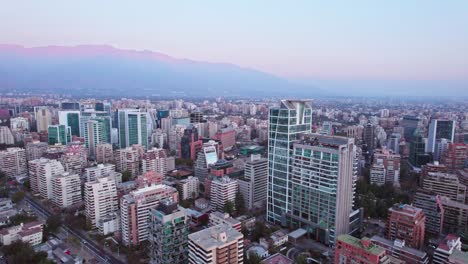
[{"x1": 0, "y1": 44, "x2": 322, "y2": 98}]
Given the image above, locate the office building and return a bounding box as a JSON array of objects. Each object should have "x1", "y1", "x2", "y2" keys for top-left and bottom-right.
[
  {"x1": 434, "y1": 138, "x2": 450, "y2": 162},
  {"x1": 210, "y1": 176, "x2": 238, "y2": 212},
  {"x1": 85, "y1": 176, "x2": 119, "y2": 232},
  {"x1": 52, "y1": 172, "x2": 82, "y2": 208},
  {"x1": 267, "y1": 99, "x2": 312, "y2": 224},
  {"x1": 370, "y1": 236, "x2": 428, "y2": 264},
  {"x1": 188, "y1": 223, "x2": 244, "y2": 264},
  {"x1": 387, "y1": 133, "x2": 401, "y2": 155},
  {"x1": 10, "y1": 117, "x2": 29, "y2": 132},
  {"x1": 387, "y1": 204, "x2": 425, "y2": 250},
  {"x1": 409, "y1": 135, "x2": 432, "y2": 167},
  {"x1": 95, "y1": 143, "x2": 114, "y2": 163},
  {"x1": 47, "y1": 124, "x2": 72, "y2": 145},
  {"x1": 83, "y1": 118, "x2": 110, "y2": 158},
  {"x1": 237, "y1": 155, "x2": 267, "y2": 209},
  {"x1": 363, "y1": 122, "x2": 376, "y2": 152},
  {"x1": 28, "y1": 158, "x2": 65, "y2": 199},
  {"x1": 401, "y1": 116, "x2": 420, "y2": 143},
  {"x1": 118, "y1": 109, "x2": 148, "y2": 149},
  {"x1": 84, "y1": 163, "x2": 122, "y2": 183},
  {"x1": 427, "y1": 119, "x2": 455, "y2": 153},
  {"x1": 179, "y1": 125, "x2": 203, "y2": 160},
  {"x1": 58, "y1": 110, "x2": 81, "y2": 137},
  {"x1": 441, "y1": 143, "x2": 467, "y2": 173},
  {"x1": 177, "y1": 176, "x2": 199, "y2": 200},
  {"x1": 287, "y1": 134, "x2": 356, "y2": 245},
  {"x1": 214, "y1": 127, "x2": 236, "y2": 151},
  {"x1": 0, "y1": 147, "x2": 27, "y2": 178},
  {"x1": 121, "y1": 184, "x2": 178, "y2": 246},
  {"x1": 195, "y1": 140, "x2": 223, "y2": 179},
  {"x1": 142, "y1": 148, "x2": 168, "y2": 175},
  {"x1": 422, "y1": 172, "x2": 466, "y2": 203},
  {"x1": 334, "y1": 235, "x2": 388, "y2": 264},
  {"x1": 34, "y1": 106, "x2": 52, "y2": 132},
  {"x1": 148, "y1": 201, "x2": 189, "y2": 264},
  {"x1": 413, "y1": 190, "x2": 444, "y2": 235}
]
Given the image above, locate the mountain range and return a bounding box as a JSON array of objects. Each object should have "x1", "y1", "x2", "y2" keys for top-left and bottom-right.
[{"x1": 0, "y1": 44, "x2": 320, "y2": 98}]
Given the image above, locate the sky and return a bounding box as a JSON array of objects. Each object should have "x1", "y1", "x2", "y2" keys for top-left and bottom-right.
[{"x1": 1, "y1": 1, "x2": 468, "y2": 82}]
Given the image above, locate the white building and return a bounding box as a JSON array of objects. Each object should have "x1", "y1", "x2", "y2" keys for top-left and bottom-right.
[
  {"x1": 0, "y1": 126, "x2": 14, "y2": 145},
  {"x1": 238, "y1": 155, "x2": 267, "y2": 209},
  {"x1": 28, "y1": 158, "x2": 65, "y2": 199},
  {"x1": 25, "y1": 141, "x2": 48, "y2": 161},
  {"x1": 84, "y1": 163, "x2": 122, "y2": 183},
  {"x1": 209, "y1": 212, "x2": 241, "y2": 232},
  {"x1": 142, "y1": 147, "x2": 168, "y2": 175},
  {"x1": 85, "y1": 176, "x2": 118, "y2": 232},
  {"x1": 0, "y1": 221, "x2": 43, "y2": 246},
  {"x1": 10, "y1": 117, "x2": 30, "y2": 131},
  {"x1": 370, "y1": 160, "x2": 386, "y2": 186},
  {"x1": 52, "y1": 172, "x2": 82, "y2": 208},
  {"x1": 188, "y1": 223, "x2": 244, "y2": 264},
  {"x1": 177, "y1": 176, "x2": 199, "y2": 200},
  {"x1": 0, "y1": 147, "x2": 27, "y2": 178},
  {"x1": 95, "y1": 143, "x2": 114, "y2": 164},
  {"x1": 210, "y1": 176, "x2": 238, "y2": 212},
  {"x1": 34, "y1": 106, "x2": 52, "y2": 132},
  {"x1": 433, "y1": 234, "x2": 462, "y2": 264}
]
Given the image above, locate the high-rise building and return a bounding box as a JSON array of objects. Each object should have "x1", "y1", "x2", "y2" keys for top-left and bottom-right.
[
  {"x1": 84, "y1": 163, "x2": 122, "y2": 183},
  {"x1": 214, "y1": 127, "x2": 236, "y2": 151},
  {"x1": 363, "y1": 122, "x2": 376, "y2": 152},
  {"x1": 401, "y1": 116, "x2": 420, "y2": 143},
  {"x1": 188, "y1": 223, "x2": 244, "y2": 264},
  {"x1": 370, "y1": 236, "x2": 429, "y2": 264},
  {"x1": 52, "y1": 172, "x2": 81, "y2": 208},
  {"x1": 287, "y1": 134, "x2": 356, "y2": 245},
  {"x1": 387, "y1": 204, "x2": 425, "y2": 250},
  {"x1": 85, "y1": 175, "x2": 119, "y2": 232},
  {"x1": 334, "y1": 235, "x2": 389, "y2": 264},
  {"x1": 142, "y1": 148, "x2": 168, "y2": 175},
  {"x1": 25, "y1": 141, "x2": 48, "y2": 161},
  {"x1": 409, "y1": 136, "x2": 432, "y2": 167},
  {"x1": 148, "y1": 201, "x2": 189, "y2": 264},
  {"x1": 10, "y1": 117, "x2": 29, "y2": 132},
  {"x1": 189, "y1": 112, "x2": 205, "y2": 124},
  {"x1": 120, "y1": 184, "x2": 178, "y2": 246},
  {"x1": 370, "y1": 160, "x2": 386, "y2": 186},
  {"x1": 267, "y1": 99, "x2": 312, "y2": 224},
  {"x1": 95, "y1": 143, "x2": 114, "y2": 164},
  {"x1": 0, "y1": 147, "x2": 27, "y2": 178},
  {"x1": 47, "y1": 125, "x2": 72, "y2": 145},
  {"x1": 434, "y1": 138, "x2": 450, "y2": 162},
  {"x1": 422, "y1": 172, "x2": 466, "y2": 203},
  {"x1": 34, "y1": 106, "x2": 52, "y2": 132},
  {"x1": 179, "y1": 125, "x2": 203, "y2": 160},
  {"x1": 372, "y1": 148, "x2": 401, "y2": 187},
  {"x1": 114, "y1": 146, "x2": 141, "y2": 177},
  {"x1": 0, "y1": 126, "x2": 14, "y2": 145},
  {"x1": 421, "y1": 161, "x2": 448, "y2": 177},
  {"x1": 194, "y1": 140, "x2": 222, "y2": 179},
  {"x1": 387, "y1": 133, "x2": 401, "y2": 154},
  {"x1": 438, "y1": 196, "x2": 468, "y2": 235},
  {"x1": 413, "y1": 190, "x2": 444, "y2": 235},
  {"x1": 210, "y1": 176, "x2": 238, "y2": 212},
  {"x1": 441, "y1": 143, "x2": 467, "y2": 173},
  {"x1": 58, "y1": 110, "x2": 81, "y2": 137},
  {"x1": 28, "y1": 158, "x2": 65, "y2": 199},
  {"x1": 427, "y1": 119, "x2": 455, "y2": 153},
  {"x1": 83, "y1": 118, "x2": 110, "y2": 158},
  {"x1": 177, "y1": 176, "x2": 199, "y2": 200},
  {"x1": 118, "y1": 109, "x2": 148, "y2": 149},
  {"x1": 237, "y1": 154, "x2": 267, "y2": 209}
]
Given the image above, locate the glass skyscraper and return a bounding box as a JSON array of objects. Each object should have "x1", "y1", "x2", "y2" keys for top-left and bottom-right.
[
  {"x1": 47, "y1": 124, "x2": 72, "y2": 145},
  {"x1": 267, "y1": 99, "x2": 312, "y2": 224},
  {"x1": 118, "y1": 109, "x2": 148, "y2": 149}
]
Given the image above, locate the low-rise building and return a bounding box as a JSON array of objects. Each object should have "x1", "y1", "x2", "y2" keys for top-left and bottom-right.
[
  {"x1": 209, "y1": 212, "x2": 241, "y2": 232},
  {"x1": 0, "y1": 221, "x2": 43, "y2": 246}
]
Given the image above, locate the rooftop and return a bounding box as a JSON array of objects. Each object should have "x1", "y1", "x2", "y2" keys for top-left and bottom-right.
[
  {"x1": 188, "y1": 223, "x2": 242, "y2": 250},
  {"x1": 338, "y1": 235, "x2": 385, "y2": 256},
  {"x1": 296, "y1": 133, "x2": 351, "y2": 149},
  {"x1": 261, "y1": 253, "x2": 293, "y2": 264},
  {"x1": 370, "y1": 235, "x2": 427, "y2": 258}
]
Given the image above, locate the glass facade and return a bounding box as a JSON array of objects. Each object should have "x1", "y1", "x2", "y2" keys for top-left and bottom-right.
[
  {"x1": 267, "y1": 100, "x2": 312, "y2": 224},
  {"x1": 47, "y1": 125, "x2": 71, "y2": 145},
  {"x1": 67, "y1": 112, "x2": 80, "y2": 136},
  {"x1": 118, "y1": 109, "x2": 148, "y2": 149}
]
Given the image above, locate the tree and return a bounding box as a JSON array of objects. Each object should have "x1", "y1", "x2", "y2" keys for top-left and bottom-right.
[
  {"x1": 46, "y1": 214, "x2": 63, "y2": 233},
  {"x1": 1, "y1": 240, "x2": 51, "y2": 264},
  {"x1": 224, "y1": 201, "x2": 235, "y2": 215},
  {"x1": 9, "y1": 213, "x2": 37, "y2": 225},
  {"x1": 252, "y1": 221, "x2": 271, "y2": 242},
  {"x1": 122, "y1": 170, "x2": 132, "y2": 182},
  {"x1": 295, "y1": 254, "x2": 308, "y2": 264},
  {"x1": 245, "y1": 251, "x2": 262, "y2": 264},
  {"x1": 235, "y1": 191, "x2": 246, "y2": 216},
  {"x1": 12, "y1": 191, "x2": 25, "y2": 203}
]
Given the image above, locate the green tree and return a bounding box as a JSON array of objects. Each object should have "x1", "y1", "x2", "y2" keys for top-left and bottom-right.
[
  {"x1": 252, "y1": 221, "x2": 271, "y2": 242},
  {"x1": 1, "y1": 240, "x2": 51, "y2": 263},
  {"x1": 235, "y1": 191, "x2": 246, "y2": 216},
  {"x1": 245, "y1": 251, "x2": 262, "y2": 264},
  {"x1": 122, "y1": 170, "x2": 132, "y2": 182},
  {"x1": 224, "y1": 201, "x2": 235, "y2": 215},
  {"x1": 12, "y1": 191, "x2": 25, "y2": 203},
  {"x1": 9, "y1": 213, "x2": 37, "y2": 225},
  {"x1": 46, "y1": 214, "x2": 63, "y2": 233},
  {"x1": 295, "y1": 254, "x2": 308, "y2": 264}
]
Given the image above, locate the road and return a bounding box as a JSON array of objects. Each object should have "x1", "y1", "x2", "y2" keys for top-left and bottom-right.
[{"x1": 25, "y1": 195, "x2": 125, "y2": 264}]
